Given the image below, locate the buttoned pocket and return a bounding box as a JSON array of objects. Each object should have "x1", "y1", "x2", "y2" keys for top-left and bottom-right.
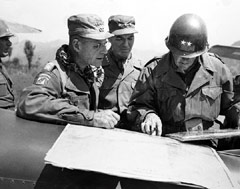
[
  {"x1": 200, "y1": 86, "x2": 222, "y2": 119},
  {"x1": 202, "y1": 86, "x2": 222, "y2": 100}
]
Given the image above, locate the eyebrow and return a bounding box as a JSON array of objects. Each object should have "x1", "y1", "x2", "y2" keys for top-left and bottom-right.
[{"x1": 116, "y1": 35, "x2": 134, "y2": 39}]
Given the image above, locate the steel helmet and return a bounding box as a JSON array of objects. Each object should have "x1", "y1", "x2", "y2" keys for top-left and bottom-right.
[
  {"x1": 0, "y1": 19, "x2": 14, "y2": 38},
  {"x1": 165, "y1": 13, "x2": 209, "y2": 58}
]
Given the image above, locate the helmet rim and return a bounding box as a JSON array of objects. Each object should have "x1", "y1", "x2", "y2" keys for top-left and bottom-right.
[{"x1": 165, "y1": 36, "x2": 208, "y2": 58}]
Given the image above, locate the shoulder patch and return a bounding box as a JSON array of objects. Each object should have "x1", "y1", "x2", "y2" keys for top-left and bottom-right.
[{"x1": 35, "y1": 73, "x2": 51, "y2": 85}]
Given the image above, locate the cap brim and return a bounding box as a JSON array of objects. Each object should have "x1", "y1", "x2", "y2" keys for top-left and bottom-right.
[
  {"x1": 0, "y1": 33, "x2": 14, "y2": 38},
  {"x1": 111, "y1": 28, "x2": 138, "y2": 35},
  {"x1": 81, "y1": 32, "x2": 113, "y2": 40},
  {"x1": 165, "y1": 37, "x2": 207, "y2": 58}
]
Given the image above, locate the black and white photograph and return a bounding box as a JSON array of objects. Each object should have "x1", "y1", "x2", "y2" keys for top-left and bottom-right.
[{"x1": 0, "y1": 0, "x2": 239, "y2": 188}]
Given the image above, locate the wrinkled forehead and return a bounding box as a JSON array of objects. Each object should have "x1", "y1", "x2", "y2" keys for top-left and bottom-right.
[{"x1": 112, "y1": 33, "x2": 135, "y2": 40}]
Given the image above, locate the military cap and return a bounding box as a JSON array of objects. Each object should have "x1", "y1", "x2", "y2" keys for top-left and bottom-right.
[
  {"x1": 0, "y1": 19, "x2": 14, "y2": 38},
  {"x1": 108, "y1": 15, "x2": 138, "y2": 35},
  {"x1": 68, "y1": 14, "x2": 113, "y2": 40}
]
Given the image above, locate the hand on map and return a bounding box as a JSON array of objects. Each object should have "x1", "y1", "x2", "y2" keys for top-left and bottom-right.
[
  {"x1": 141, "y1": 113, "x2": 162, "y2": 136},
  {"x1": 94, "y1": 110, "x2": 120, "y2": 129}
]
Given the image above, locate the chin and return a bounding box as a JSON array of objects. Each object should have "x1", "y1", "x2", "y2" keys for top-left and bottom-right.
[{"x1": 119, "y1": 54, "x2": 129, "y2": 59}]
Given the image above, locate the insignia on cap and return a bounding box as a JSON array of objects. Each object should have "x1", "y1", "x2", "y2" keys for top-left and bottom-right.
[{"x1": 118, "y1": 23, "x2": 133, "y2": 28}]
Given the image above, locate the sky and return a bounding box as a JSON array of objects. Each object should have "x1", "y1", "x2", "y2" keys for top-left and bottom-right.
[{"x1": 0, "y1": 0, "x2": 240, "y2": 53}]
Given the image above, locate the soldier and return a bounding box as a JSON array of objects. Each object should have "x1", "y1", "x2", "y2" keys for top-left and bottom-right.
[
  {"x1": 127, "y1": 13, "x2": 240, "y2": 147},
  {"x1": 122, "y1": 12, "x2": 240, "y2": 189},
  {"x1": 0, "y1": 19, "x2": 15, "y2": 110},
  {"x1": 17, "y1": 14, "x2": 120, "y2": 129},
  {"x1": 17, "y1": 14, "x2": 121, "y2": 189},
  {"x1": 98, "y1": 15, "x2": 143, "y2": 129}
]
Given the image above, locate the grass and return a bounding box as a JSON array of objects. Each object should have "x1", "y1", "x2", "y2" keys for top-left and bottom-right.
[{"x1": 6, "y1": 65, "x2": 41, "y2": 105}]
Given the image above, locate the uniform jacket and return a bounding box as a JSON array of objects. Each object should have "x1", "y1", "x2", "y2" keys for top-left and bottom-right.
[
  {"x1": 99, "y1": 52, "x2": 143, "y2": 116},
  {"x1": 16, "y1": 60, "x2": 98, "y2": 126},
  {"x1": 0, "y1": 61, "x2": 15, "y2": 109},
  {"x1": 127, "y1": 52, "x2": 240, "y2": 135}
]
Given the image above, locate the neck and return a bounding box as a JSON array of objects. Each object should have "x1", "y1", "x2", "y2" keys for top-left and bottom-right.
[{"x1": 110, "y1": 50, "x2": 131, "y2": 63}]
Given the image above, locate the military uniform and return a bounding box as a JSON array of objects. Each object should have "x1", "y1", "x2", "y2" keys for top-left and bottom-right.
[
  {"x1": 98, "y1": 14, "x2": 143, "y2": 130},
  {"x1": 21, "y1": 14, "x2": 120, "y2": 189},
  {"x1": 0, "y1": 19, "x2": 15, "y2": 110},
  {"x1": 99, "y1": 52, "x2": 143, "y2": 116},
  {"x1": 128, "y1": 52, "x2": 240, "y2": 135},
  {"x1": 16, "y1": 59, "x2": 99, "y2": 125},
  {"x1": 0, "y1": 61, "x2": 15, "y2": 109}
]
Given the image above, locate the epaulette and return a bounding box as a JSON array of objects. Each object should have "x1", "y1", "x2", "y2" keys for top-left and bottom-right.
[
  {"x1": 208, "y1": 52, "x2": 225, "y2": 64},
  {"x1": 144, "y1": 56, "x2": 162, "y2": 67}
]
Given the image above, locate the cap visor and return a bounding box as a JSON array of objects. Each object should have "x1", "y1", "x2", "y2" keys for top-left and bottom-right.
[
  {"x1": 0, "y1": 33, "x2": 14, "y2": 38},
  {"x1": 82, "y1": 32, "x2": 113, "y2": 40},
  {"x1": 111, "y1": 28, "x2": 138, "y2": 35}
]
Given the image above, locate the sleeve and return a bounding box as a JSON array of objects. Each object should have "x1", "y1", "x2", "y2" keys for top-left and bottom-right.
[
  {"x1": 219, "y1": 62, "x2": 240, "y2": 128},
  {"x1": 16, "y1": 69, "x2": 94, "y2": 126},
  {"x1": 127, "y1": 65, "x2": 158, "y2": 131}
]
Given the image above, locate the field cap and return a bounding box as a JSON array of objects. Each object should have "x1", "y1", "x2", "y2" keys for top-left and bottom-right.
[
  {"x1": 0, "y1": 19, "x2": 14, "y2": 38},
  {"x1": 108, "y1": 15, "x2": 138, "y2": 35},
  {"x1": 68, "y1": 14, "x2": 113, "y2": 40}
]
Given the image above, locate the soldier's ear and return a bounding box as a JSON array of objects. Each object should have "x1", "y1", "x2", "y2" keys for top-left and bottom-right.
[
  {"x1": 72, "y1": 38, "x2": 81, "y2": 52},
  {"x1": 108, "y1": 37, "x2": 113, "y2": 43}
]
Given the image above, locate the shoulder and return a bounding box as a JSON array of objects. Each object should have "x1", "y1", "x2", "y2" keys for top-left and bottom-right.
[
  {"x1": 204, "y1": 52, "x2": 229, "y2": 71},
  {"x1": 138, "y1": 56, "x2": 163, "y2": 79},
  {"x1": 207, "y1": 52, "x2": 225, "y2": 64},
  {"x1": 144, "y1": 56, "x2": 163, "y2": 68},
  {"x1": 203, "y1": 52, "x2": 232, "y2": 78},
  {"x1": 34, "y1": 61, "x2": 62, "y2": 86},
  {"x1": 140, "y1": 53, "x2": 172, "y2": 79},
  {"x1": 143, "y1": 53, "x2": 170, "y2": 72}
]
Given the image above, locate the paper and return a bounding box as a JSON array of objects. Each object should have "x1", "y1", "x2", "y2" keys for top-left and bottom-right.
[
  {"x1": 166, "y1": 128, "x2": 240, "y2": 142},
  {"x1": 45, "y1": 124, "x2": 238, "y2": 189}
]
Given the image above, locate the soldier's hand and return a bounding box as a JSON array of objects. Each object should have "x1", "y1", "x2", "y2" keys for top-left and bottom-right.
[
  {"x1": 141, "y1": 113, "x2": 162, "y2": 136},
  {"x1": 94, "y1": 110, "x2": 120, "y2": 129}
]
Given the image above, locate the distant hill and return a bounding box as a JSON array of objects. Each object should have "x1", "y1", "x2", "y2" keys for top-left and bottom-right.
[
  {"x1": 8, "y1": 39, "x2": 67, "y2": 67},
  {"x1": 6, "y1": 39, "x2": 162, "y2": 67},
  {"x1": 7, "y1": 39, "x2": 240, "y2": 67},
  {"x1": 232, "y1": 41, "x2": 240, "y2": 46}
]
